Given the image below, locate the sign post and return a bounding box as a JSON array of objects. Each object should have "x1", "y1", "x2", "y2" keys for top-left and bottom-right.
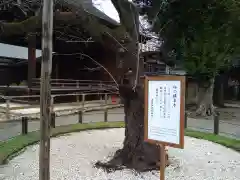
[
  {"x1": 160, "y1": 144, "x2": 166, "y2": 180},
  {"x1": 144, "y1": 75, "x2": 185, "y2": 180}
]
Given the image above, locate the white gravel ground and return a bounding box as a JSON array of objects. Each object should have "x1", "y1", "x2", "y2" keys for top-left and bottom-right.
[{"x1": 0, "y1": 128, "x2": 240, "y2": 180}]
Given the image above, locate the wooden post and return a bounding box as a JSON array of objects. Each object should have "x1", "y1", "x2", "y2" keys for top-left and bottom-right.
[
  {"x1": 76, "y1": 81, "x2": 79, "y2": 102},
  {"x1": 28, "y1": 34, "x2": 36, "y2": 91},
  {"x1": 214, "y1": 113, "x2": 219, "y2": 135},
  {"x1": 184, "y1": 112, "x2": 187, "y2": 129},
  {"x1": 78, "y1": 111, "x2": 83, "y2": 123},
  {"x1": 39, "y1": 0, "x2": 54, "y2": 179},
  {"x1": 104, "y1": 93, "x2": 108, "y2": 122},
  {"x1": 55, "y1": 63, "x2": 59, "y2": 83},
  {"x1": 165, "y1": 65, "x2": 170, "y2": 74},
  {"x1": 81, "y1": 94, "x2": 85, "y2": 122},
  {"x1": 160, "y1": 145, "x2": 166, "y2": 180},
  {"x1": 50, "y1": 112, "x2": 55, "y2": 128},
  {"x1": 22, "y1": 117, "x2": 28, "y2": 135},
  {"x1": 82, "y1": 94, "x2": 85, "y2": 106},
  {"x1": 50, "y1": 96, "x2": 54, "y2": 113},
  {"x1": 52, "y1": 96, "x2": 55, "y2": 113},
  {"x1": 5, "y1": 98, "x2": 10, "y2": 120}
]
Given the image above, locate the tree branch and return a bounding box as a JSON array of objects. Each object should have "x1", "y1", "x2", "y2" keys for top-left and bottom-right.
[
  {"x1": 111, "y1": 0, "x2": 139, "y2": 40},
  {"x1": 0, "y1": 3, "x2": 127, "y2": 44}
]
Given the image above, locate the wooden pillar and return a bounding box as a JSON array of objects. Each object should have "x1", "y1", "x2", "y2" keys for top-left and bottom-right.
[
  {"x1": 39, "y1": 0, "x2": 54, "y2": 179},
  {"x1": 165, "y1": 65, "x2": 170, "y2": 74},
  {"x1": 28, "y1": 34, "x2": 36, "y2": 90},
  {"x1": 55, "y1": 62, "x2": 59, "y2": 83}
]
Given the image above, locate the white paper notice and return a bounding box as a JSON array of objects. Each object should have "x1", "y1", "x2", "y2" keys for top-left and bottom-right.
[{"x1": 148, "y1": 80, "x2": 181, "y2": 144}]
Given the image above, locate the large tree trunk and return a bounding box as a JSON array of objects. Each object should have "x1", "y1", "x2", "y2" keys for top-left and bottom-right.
[
  {"x1": 196, "y1": 78, "x2": 216, "y2": 116},
  {"x1": 96, "y1": 85, "x2": 168, "y2": 172},
  {"x1": 95, "y1": 38, "x2": 169, "y2": 171},
  {"x1": 95, "y1": 0, "x2": 168, "y2": 172}
]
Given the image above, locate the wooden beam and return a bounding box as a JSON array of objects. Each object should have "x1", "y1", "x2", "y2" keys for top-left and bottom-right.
[{"x1": 27, "y1": 34, "x2": 36, "y2": 90}]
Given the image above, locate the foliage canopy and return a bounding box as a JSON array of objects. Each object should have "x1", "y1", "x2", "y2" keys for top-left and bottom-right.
[{"x1": 137, "y1": 0, "x2": 240, "y2": 79}]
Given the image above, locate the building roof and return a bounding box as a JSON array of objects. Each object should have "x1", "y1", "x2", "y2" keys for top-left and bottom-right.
[
  {"x1": 0, "y1": 43, "x2": 42, "y2": 60},
  {"x1": 65, "y1": 0, "x2": 120, "y2": 26}
]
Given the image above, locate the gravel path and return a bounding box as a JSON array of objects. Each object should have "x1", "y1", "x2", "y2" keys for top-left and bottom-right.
[{"x1": 1, "y1": 129, "x2": 240, "y2": 180}]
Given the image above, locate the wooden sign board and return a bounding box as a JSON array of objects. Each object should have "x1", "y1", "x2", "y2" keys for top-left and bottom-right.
[
  {"x1": 144, "y1": 75, "x2": 185, "y2": 148},
  {"x1": 144, "y1": 75, "x2": 185, "y2": 180}
]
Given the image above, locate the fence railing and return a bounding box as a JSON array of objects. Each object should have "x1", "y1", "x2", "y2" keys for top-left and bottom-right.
[
  {"x1": 15, "y1": 106, "x2": 122, "y2": 136},
  {"x1": 185, "y1": 112, "x2": 240, "y2": 139},
  {"x1": 0, "y1": 92, "x2": 121, "y2": 121},
  {"x1": 0, "y1": 79, "x2": 118, "y2": 97},
  {"x1": 0, "y1": 102, "x2": 239, "y2": 142},
  {"x1": 32, "y1": 78, "x2": 117, "y2": 88},
  {"x1": 0, "y1": 106, "x2": 124, "y2": 142}
]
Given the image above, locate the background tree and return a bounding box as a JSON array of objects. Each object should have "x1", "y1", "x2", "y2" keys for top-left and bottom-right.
[{"x1": 140, "y1": 0, "x2": 240, "y2": 116}]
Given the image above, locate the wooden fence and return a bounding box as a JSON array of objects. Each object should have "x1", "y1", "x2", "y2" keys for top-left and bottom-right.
[{"x1": 0, "y1": 92, "x2": 121, "y2": 121}]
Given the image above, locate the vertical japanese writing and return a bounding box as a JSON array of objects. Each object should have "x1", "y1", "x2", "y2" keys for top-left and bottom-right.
[
  {"x1": 172, "y1": 85, "x2": 177, "y2": 108},
  {"x1": 150, "y1": 98, "x2": 154, "y2": 118},
  {"x1": 158, "y1": 84, "x2": 173, "y2": 120},
  {"x1": 159, "y1": 86, "x2": 163, "y2": 118},
  {"x1": 167, "y1": 87, "x2": 171, "y2": 118},
  {"x1": 163, "y1": 86, "x2": 166, "y2": 118},
  {"x1": 147, "y1": 79, "x2": 182, "y2": 145},
  {"x1": 155, "y1": 87, "x2": 158, "y2": 103}
]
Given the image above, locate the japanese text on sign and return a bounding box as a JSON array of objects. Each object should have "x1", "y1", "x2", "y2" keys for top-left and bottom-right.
[{"x1": 148, "y1": 80, "x2": 181, "y2": 145}]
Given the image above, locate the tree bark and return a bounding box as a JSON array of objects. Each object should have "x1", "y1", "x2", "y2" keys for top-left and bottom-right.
[
  {"x1": 196, "y1": 78, "x2": 215, "y2": 116},
  {"x1": 95, "y1": 0, "x2": 168, "y2": 171},
  {"x1": 96, "y1": 85, "x2": 168, "y2": 172}
]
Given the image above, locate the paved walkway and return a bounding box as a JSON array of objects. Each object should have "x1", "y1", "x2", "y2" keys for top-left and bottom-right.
[{"x1": 0, "y1": 107, "x2": 240, "y2": 142}]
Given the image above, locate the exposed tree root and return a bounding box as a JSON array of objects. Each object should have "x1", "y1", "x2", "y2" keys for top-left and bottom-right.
[{"x1": 94, "y1": 146, "x2": 168, "y2": 172}]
